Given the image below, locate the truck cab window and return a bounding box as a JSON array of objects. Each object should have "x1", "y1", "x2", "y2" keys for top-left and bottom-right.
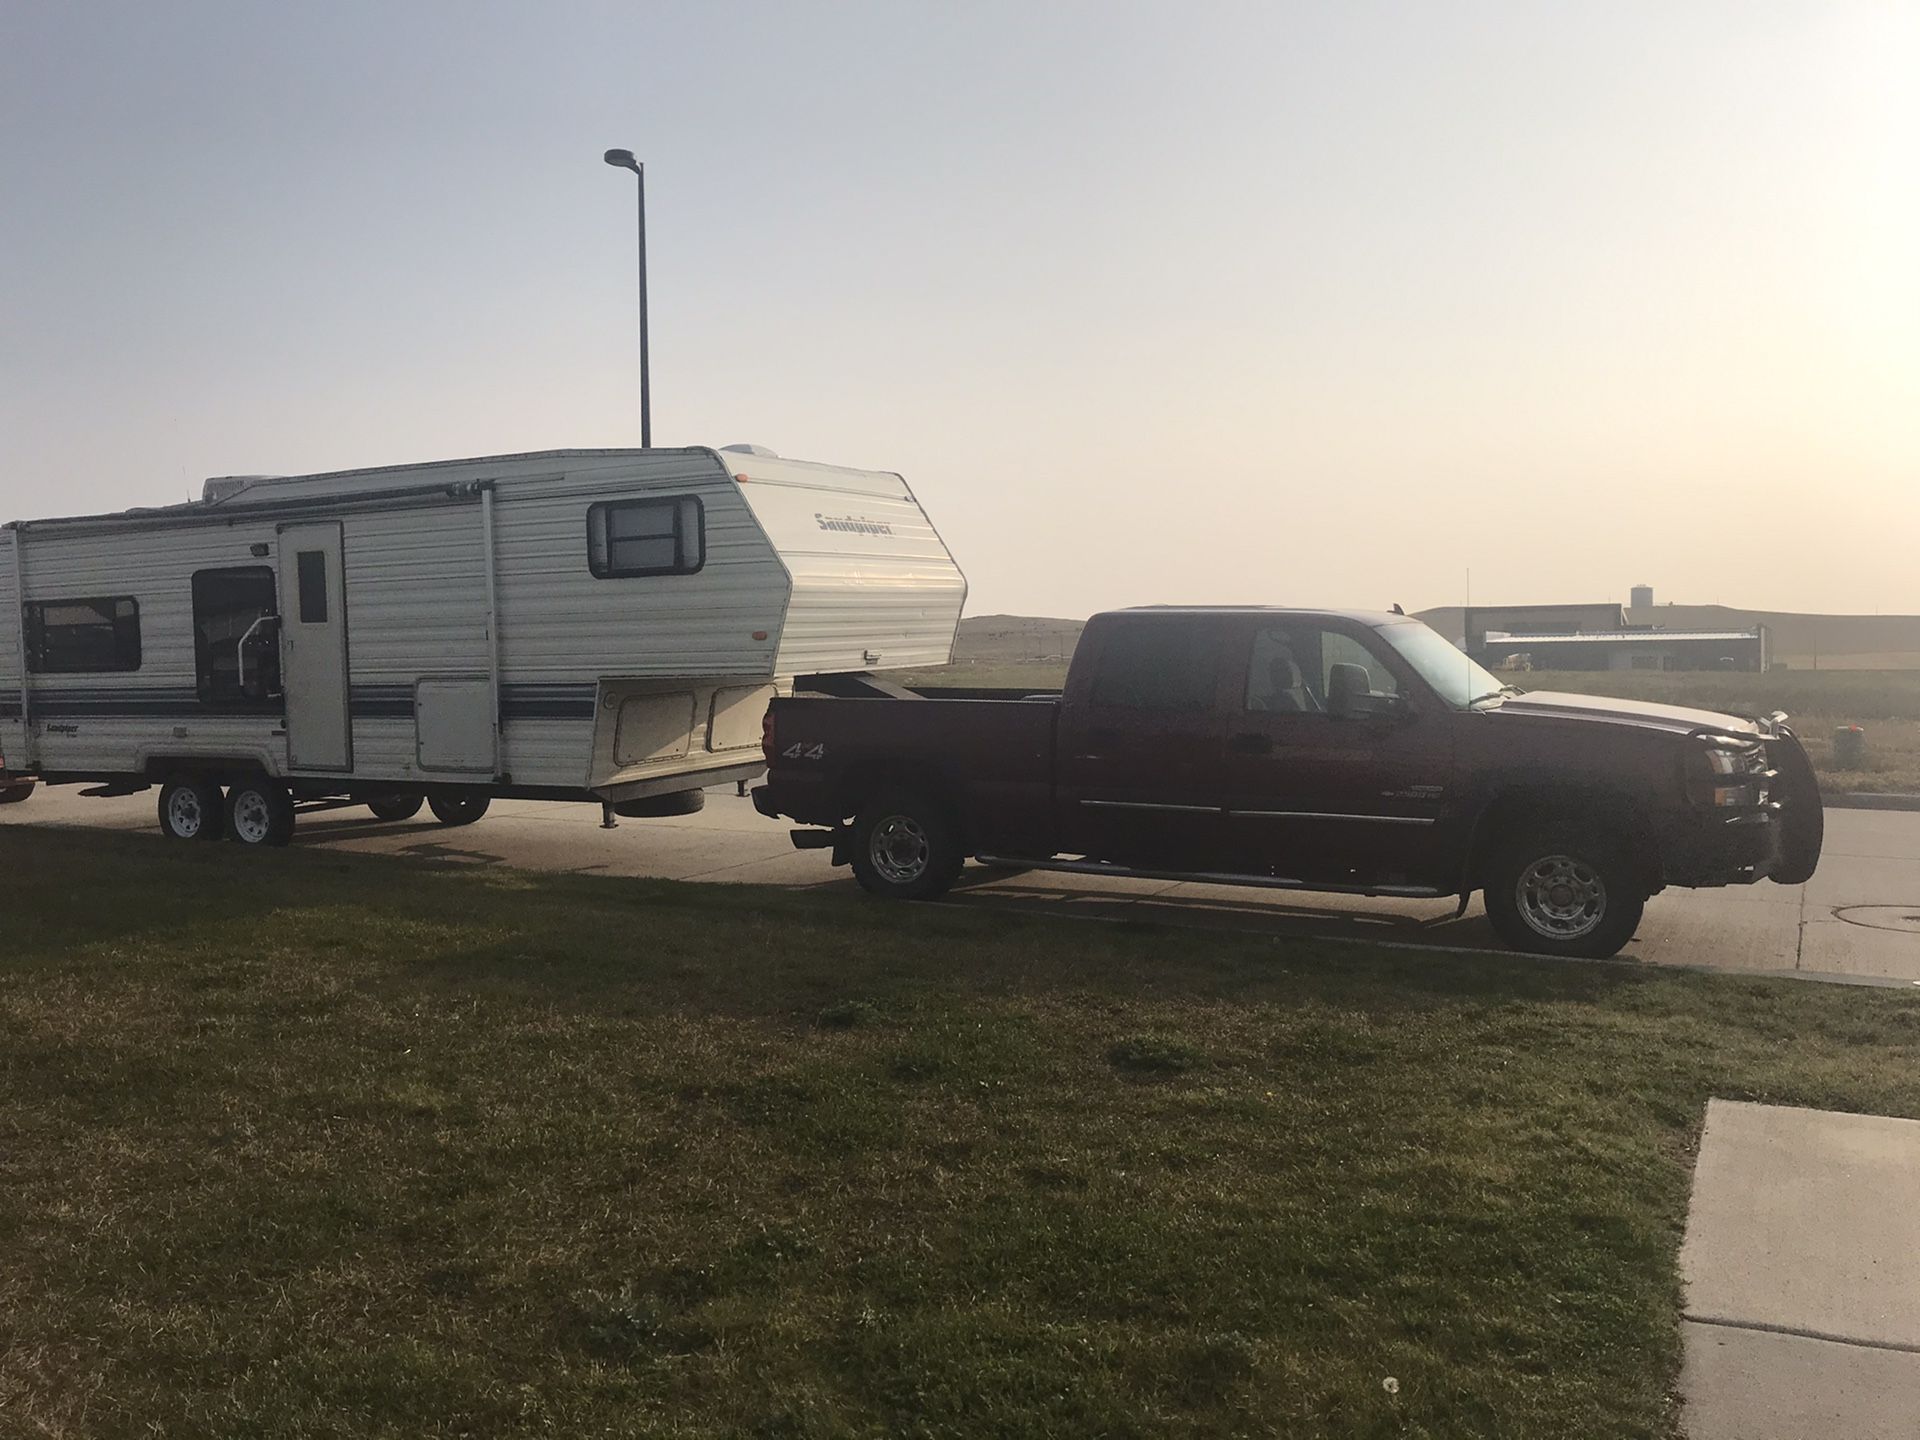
[
  {"x1": 1245, "y1": 628, "x2": 1319, "y2": 712},
  {"x1": 1088, "y1": 620, "x2": 1221, "y2": 711},
  {"x1": 1244, "y1": 625, "x2": 1397, "y2": 712},
  {"x1": 192, "y1": 566, "x2": 281, "y2": 705}
]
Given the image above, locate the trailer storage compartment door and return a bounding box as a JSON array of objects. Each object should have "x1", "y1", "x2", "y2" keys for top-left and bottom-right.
[{"x1": 416, "y1": 675, "x2": 497, "y2": 774}]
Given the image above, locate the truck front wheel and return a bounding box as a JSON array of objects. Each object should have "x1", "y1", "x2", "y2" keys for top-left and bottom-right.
[
  {"x1": 850, "y1": 789, "x2": 964, "y2": 901},
  {"x1": 1483, "y1": 828, "x2": 1646, "y2": 960}
]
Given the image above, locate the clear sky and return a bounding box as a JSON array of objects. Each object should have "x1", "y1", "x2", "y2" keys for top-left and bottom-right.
[{"x1": 3, "y1": 1, "x2": 1915, "y2": 618}]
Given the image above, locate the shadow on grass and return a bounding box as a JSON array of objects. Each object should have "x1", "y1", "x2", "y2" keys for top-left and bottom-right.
[{"x1": 1, "y1": 823, "x2": 1728, "y2": 1033}]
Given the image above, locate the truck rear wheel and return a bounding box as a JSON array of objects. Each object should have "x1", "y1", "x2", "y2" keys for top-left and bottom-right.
[
  {"x1": 158, "y1": 777, "x2": 226, "y2": 842},
  {"x1": 1484, "y1": 828, "x2": 1645, "y2": 960},
  {"x1": 850, "y1": 788, "x2": 964, "y2": 900}
]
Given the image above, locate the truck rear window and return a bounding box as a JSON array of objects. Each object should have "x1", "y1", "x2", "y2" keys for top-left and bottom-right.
[{"x1": 1089, "y1": 620, "x2": 1222, "y2": 711}]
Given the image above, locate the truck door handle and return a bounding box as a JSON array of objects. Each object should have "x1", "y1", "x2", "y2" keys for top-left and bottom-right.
[{"x1": 1228, "y1": 732, "x2": 1273, "y2": 755}]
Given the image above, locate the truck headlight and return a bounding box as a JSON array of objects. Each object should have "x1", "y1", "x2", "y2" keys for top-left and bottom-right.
[{"x1": 1691, "y1": 735, "x2": 1765, "y2": 807}]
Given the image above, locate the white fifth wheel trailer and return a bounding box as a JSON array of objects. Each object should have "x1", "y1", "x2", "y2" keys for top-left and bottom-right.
[{"x1": 0, "y1": 446, "x2": 965, "y2": 845}]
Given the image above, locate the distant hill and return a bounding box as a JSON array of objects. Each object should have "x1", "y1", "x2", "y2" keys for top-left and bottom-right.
[
  {"x1": 1415, "y1": 604, "x2": 1920, "y2": 670},
  {"x1": 953, "y1": 614, "x2": 1087, "y2": 665}
]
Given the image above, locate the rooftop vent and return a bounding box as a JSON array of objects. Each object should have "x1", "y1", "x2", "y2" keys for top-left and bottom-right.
[
  {"x1": 719, "y1": 443, "x2": 779, "y2": 458},
  {"x1": 201, "y1": 475, "x2": 282, "y2": 503}
]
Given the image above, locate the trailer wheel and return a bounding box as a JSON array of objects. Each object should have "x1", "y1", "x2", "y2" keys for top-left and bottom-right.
[
  {"x1": 428, "y1": 793, "x2": 490, "y2": 827},
  {"x1": 225, "y1": 779, "x2": 296, "y2": 848},
  {"x1": 849, "y1": 788, "x2": 964, "y2": 900},
  {"x1": 1483, "y1": 826, "x2": 1645, "y2": 959},
  {"x1": 0, "y1": 778, "x2": 35, "y2": 805},
  {"x1": 158, "y1": 777, "x2": 226, "y2": 842},
  {"x1": 367, "y1": 795, "x2": 425, "y2": 822}
]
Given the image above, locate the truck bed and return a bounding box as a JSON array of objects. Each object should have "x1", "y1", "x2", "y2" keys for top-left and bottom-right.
[{"x1": 761, "y1": 693, "x2": 1058, "y2": 845}]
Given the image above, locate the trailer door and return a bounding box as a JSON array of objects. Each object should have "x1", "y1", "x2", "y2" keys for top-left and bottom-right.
[{"x1": 278, "y1": 522, "x2": 352, "y2": 771}]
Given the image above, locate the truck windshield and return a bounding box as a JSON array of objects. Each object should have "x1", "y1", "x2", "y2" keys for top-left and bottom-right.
[{"x1": 1376, "y1": 620, "x2": 1508, "y2": 709}]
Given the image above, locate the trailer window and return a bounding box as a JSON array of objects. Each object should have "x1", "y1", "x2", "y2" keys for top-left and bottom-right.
[
  {"x1": 192, "y1": 567, "x2": 280, "y2": 705},
  {"x1": 296, "y1": 550, "x2": 329, "y2": 623},
  {"x1": 1088, "y1": 620, "x2": 1222, "y2": 711},
  {"x1": 587, "y1": 496, "x2": 704, "y2": 578},
  {"x1": 23, "y1": 596, "x2": 141, "y2": 673}
]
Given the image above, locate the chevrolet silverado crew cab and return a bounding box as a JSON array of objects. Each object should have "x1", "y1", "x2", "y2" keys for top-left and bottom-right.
[{"x1": 753, "y1": 607, "x2": 1823, "y2": 959}]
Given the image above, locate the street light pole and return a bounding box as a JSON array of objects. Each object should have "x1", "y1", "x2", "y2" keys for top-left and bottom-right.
[{"x1": 602, "y1": 149, "x2": 650, "y2": 447}]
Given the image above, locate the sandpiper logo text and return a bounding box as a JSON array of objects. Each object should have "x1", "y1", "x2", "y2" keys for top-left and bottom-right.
[{"x1": 815, "y1": 513, "x2": 894, "y2": 536}]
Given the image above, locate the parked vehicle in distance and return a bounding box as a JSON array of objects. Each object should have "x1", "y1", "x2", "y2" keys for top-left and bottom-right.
[
  {"x1": 1, "y1": 446, "x2": 964, "y2": 847},
  {"x1": 753, "y1": 607, "x2": 1824, "y2": 958}
]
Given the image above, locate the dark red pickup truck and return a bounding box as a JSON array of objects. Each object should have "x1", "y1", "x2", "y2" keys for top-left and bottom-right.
[{"x1": 753, "y1": 607, "x2": 1822, "y2": 958}]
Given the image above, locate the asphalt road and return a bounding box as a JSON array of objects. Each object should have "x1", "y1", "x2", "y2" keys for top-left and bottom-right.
[{"x1": 6, "y1": 785, "x2": 1918, "y2": 985}]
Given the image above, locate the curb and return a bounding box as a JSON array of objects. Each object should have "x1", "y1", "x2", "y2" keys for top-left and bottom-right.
[{"x1": 1826, "y1": 793, "x2": 1920, "y2": 813}]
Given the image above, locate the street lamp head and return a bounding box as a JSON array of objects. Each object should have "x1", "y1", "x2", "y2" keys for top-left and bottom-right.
[{"x1": 603, "y1": 148, "x2": 641, "y2": 173}]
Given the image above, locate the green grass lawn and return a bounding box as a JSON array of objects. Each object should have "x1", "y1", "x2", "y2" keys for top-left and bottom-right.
[
  {"x1": 891, "y1": 663, "x2": 1920, "y2": 794},
  {"x1": 7, "y1": 830, "x2": 1920, "y2": 1437}
]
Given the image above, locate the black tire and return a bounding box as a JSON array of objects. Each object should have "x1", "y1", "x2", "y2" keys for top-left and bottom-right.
[
  {"x1": 158, "y1": 777, "x2": 226, "y2": 842},
  {"x1": 224, "y1": 778, "x2": 296, "y2": 848},
  {"x1": 367, "y1": 795, "x2": 425, "y2": 822},
  {"x1": 0, "y1": 779, "x2": 35, "y2": 805},
  {"x1": 1483, "y1": 826, "x2": 1646, "y2": 960},
  {"x1": 611, "y1": 788, "x2": 706, "y2": 819},
  {"x1": 428, "y1": 793, "x2": 490, "y2": 827},
  {"x1": 849, "y1": 788, "x2": 965, "y2": 900}
]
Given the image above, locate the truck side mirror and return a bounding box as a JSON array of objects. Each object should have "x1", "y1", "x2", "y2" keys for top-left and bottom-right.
[
  {"x1": 1328, "y1": 662, "x2": 1407, "y2": 722},
  {"x1": 1327, "y1": 662, "x2": 1371, "y2": 719}
]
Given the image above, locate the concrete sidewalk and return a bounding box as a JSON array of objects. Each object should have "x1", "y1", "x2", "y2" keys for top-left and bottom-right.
[{"x1": 1681, "y1": 1100, "x2": 1920, "y2": 1438}]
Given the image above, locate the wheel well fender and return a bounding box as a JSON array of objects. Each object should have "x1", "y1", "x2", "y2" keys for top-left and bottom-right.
[
  {"x1": 1465, "y1": 784, "x2": 1660, "y2": 890},
  {"x1": 837, "y1": 763, "x2": 964, "y2": 836},
  {"x1": 142, "y1": 753, "x2": 278, "y2": 785}
]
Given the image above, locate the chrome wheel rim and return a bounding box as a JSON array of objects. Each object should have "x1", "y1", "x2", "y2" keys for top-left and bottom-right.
[
  {"x1": 870, "y1": 815, "x2": 931, "y2": 884},
  {"x1": 167, "y1": 788, "x2": 204, "y2": 838},
  {"x1": 1516, "y1": 854, "x2": 1606, "y2": 940},
  {"x1": 231, "y1": 790, "x2": 272, "y2": 845}
]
